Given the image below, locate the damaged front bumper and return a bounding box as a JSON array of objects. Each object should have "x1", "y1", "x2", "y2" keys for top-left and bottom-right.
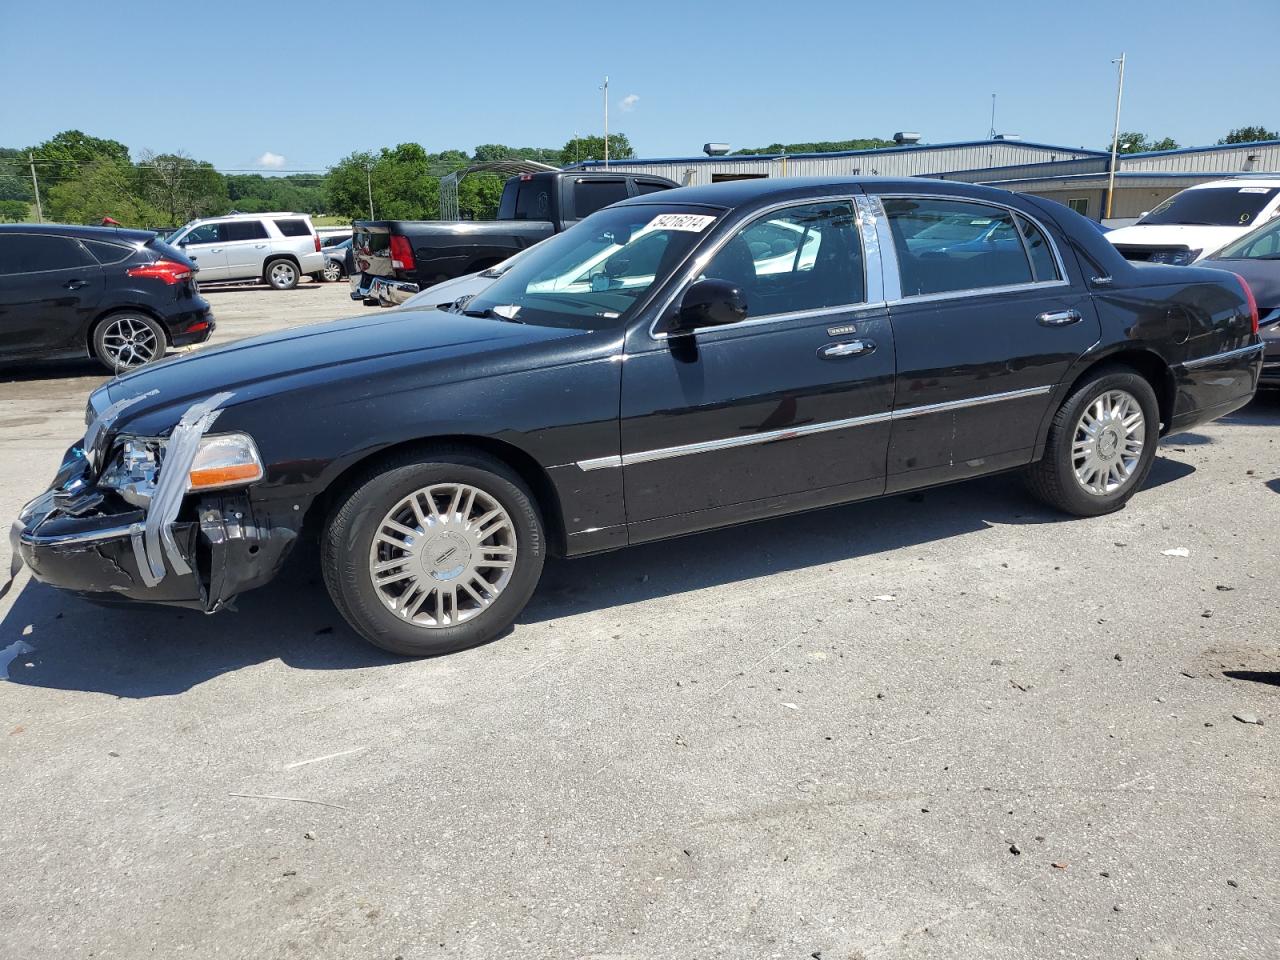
[
  {"x1": 12, "y1": 479, "x2": 299, "y2": 611},
  {"x1": 349, "y1": 272, "x2": 419, "y2": 307}
]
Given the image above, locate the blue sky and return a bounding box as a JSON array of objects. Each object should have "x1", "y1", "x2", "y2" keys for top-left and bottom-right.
[{"x1": 2, "y1": 0, "x2": 1276, "y2": 170}]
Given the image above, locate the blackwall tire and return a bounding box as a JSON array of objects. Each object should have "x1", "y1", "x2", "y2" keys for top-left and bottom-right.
[
  {"x1": 322, "y1": 448, "x2": 545, "y2": 656},
  {"x1": 265, "y1": 259, "x2": 300, "y2": 290},
  {"x1": 1024, "y1": 368, "x2": 1160, "y2": 517}
]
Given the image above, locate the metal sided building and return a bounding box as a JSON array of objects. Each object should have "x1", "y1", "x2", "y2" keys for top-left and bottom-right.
[{"x1": 566, "y1": 138, "x2": 1280, "y2": 224}]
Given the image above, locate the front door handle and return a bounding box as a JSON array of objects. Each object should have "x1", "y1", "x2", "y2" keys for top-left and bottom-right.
[
  {"x1": 821, "y1": 339, "x2": 875, "y2": 359},
  {"x1": 64, "y1": 279, "x2": 87, "y2": 290},
  {"x1": 1037, "y1": 309, "x2": 1083, "y2": 327}
]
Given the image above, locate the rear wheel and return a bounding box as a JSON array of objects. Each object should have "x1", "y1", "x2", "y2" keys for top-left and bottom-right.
[
  {"x1": 265, "y1": 258, "x2": 299, "y2": 290},
  {"x1": 322, "y1": 449, "x2": 545, "y2": 656},
  {"x1": 1025, "y1": 368, "x2": 1159, "y2": 516},
  {"x1": 322, "y1": 260, "x2": 343, "y2": 282},
  {"x1": 91, "y1": 312, "x2": 166, "y2": 373}
]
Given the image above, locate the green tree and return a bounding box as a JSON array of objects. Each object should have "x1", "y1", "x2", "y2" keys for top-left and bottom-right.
[
  {"x1": 27, "y1": 130, "x2": 131, "y2": 204},
  {"x1": 735, "y1": 137, "x2": 896, "y2": 155},
  {"x1": 472, "y1": 144, "x2": 561, "y2": 165},
  {"x1": 560, "y1": 133, "x2": 634, "y2": 165},
  {"x1": 1219, "y1": 126, "x2": 1278, "y2": 144},
  {"x1": 137, "y1": 151, "x2": 230, "y2": 225},
  {"x1": 45, "y1": 159, "x2": 164, "y2": 227},
  {"x1": 0, "y1": 199, "x2": 28, "y2": 222},
  {"x1": 458, "y1": 174, "x2": 505, "y2": 220},
  {"x1": 0, "y1": 148, "x2": 34, "y2": 202},
  {"x1": 1112, "y1": 132, "x2": 1179, "y2": 154},
  {"x1": 327, "y1": 144, "x2": 439, "y2": 221}
]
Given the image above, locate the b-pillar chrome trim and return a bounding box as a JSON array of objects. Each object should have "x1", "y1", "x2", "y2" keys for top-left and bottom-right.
[{"x1": 576, "y1": 385, "x2": 1053, "y2": 471}]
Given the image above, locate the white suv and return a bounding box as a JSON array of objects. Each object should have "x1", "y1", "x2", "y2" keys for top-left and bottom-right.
[
  {"x1": 1106, "y1": 179, "x2": 1280, "y2": 265},
  {"x1": 166, "y1": 212, "x2": 326, "y2": 289}
]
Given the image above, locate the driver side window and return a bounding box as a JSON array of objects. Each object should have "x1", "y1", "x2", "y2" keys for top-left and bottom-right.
[
  {"x1": 183, "y1": 223, "x2": 225, "y2": 245},
  {"x1": 701, "y1": 201, "x2": 864, "y2": 317}
]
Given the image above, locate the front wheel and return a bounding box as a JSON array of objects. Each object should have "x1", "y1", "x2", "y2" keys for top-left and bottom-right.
[
  {"x1": 1024, "y1": 369, "x2": 1160, "y2": 517},
  {"x1": 322, "y1": 449, "x2": 545, "y2": 656},
  {"x1": 265, "y1": 259, "x2": 299, "y2": 290},
  {"x1": 321, "y1": 260, "x2": 343, "y2": 282}
]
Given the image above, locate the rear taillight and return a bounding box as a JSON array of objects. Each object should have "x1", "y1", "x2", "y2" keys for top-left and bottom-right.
[
  {"x1": 314, "y1": 234, "x2": 321, "y2": 253},
  {"x1": 1233, "y1": 273, "x2": 1259, "y2": 335},
  {"x1": 390, "y1": 235, "x2": 415, "y2": 272},
  {"x1": 127, "y1": 259, "x2": 191, "y2": 285}
]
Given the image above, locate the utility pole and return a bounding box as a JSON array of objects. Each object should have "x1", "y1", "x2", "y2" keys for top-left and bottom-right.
[
  {"x1": 602, "y1": 76, "x2": 609, "y2": 168},
  {"x1": 365, "y1": 162, "x2": 374, "y2": 219},
  {"x1": 1106, "y1": 53, "x2": 1126, "y2": 222},
  {"x1": 28, "y1": 153, "x2": 43, "y2": 223}
]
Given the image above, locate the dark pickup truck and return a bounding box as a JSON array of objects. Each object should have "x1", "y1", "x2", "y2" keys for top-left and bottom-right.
[{"x1": 349, "y1": 169, "x2": 677, "y2": 305}]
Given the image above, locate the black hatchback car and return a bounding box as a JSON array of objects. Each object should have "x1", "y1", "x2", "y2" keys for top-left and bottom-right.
[
  {"x1": 12, "y1": 178, "x2": 1262, "y2": 656},
  {"x1": 0, "y1": 224, "x2": 213, "y2": 372}
]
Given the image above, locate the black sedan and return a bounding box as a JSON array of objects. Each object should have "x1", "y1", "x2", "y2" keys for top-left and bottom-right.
[
  {"x1": 1199, "y1": 216, "x2": 1280, "y2": 386},
  {"x1": 12, "y1": 178, "x2": 1263, "y2": 656},
  {"x1": 0, "y1": 224, "x2": 213, "y2": 372}
]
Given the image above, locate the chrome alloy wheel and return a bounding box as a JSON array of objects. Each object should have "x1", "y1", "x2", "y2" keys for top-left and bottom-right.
[
  {"x1": 322, "y1": 260, "x2": 343, "y2": 282},
  {"x1": 270, "y1": 261, "x2": 297, "y2": 286},
  {"x1": 1072, "y1": 389, "x2": 1145, "y2": 495},
  {"x1": 101, "y1": 316, "x2": 160, "y2": 368},
  {"x1": 367, "y1": 483, "x2": 517, "y2": 628}
]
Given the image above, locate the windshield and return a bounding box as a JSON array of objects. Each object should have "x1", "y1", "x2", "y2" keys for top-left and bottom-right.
[
  {"x1": 1139, "y1": 186, "x2": 1278, "y2": 227},
  {"x1": 461, "y1": 204, "x2": 722, "y2": 329},
  {"x1": 1215, "y1": 217, "x2": 1280, "y2": 259}
]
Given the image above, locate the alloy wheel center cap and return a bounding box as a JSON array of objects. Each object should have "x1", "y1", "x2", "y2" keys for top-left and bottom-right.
[
  {"x1": 1098, "y1": 427, "x2": 1119, "y2": 460},
  {"x1": 421, "y1": 530, "x2": 472, "y2": 581}
]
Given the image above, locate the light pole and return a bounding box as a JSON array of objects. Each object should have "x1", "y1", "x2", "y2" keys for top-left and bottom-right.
[
  {"x1": 364, "y1": 161, "x2": 374, "y2": 220},
  {"x1": 1106, "y1": 53, "x2": 1127, "y2": 221},
  {"x1": 601, "y1": 76, "x2": 610, "y2": 168}
]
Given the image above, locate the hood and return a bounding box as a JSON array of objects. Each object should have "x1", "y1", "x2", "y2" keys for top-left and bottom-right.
[
  {"x1": 100, "y1": 308, "x2": 584, "y2": 431},
  {"x1": 1198, "y1": 257, "x2": 1280, "y2": 310},
  {"x1": 1106, "y1": 223, "x2": 1248, "y2": 257},
  {"x1": 401, "y1": 271, "x2": 496, "y2": 310}
]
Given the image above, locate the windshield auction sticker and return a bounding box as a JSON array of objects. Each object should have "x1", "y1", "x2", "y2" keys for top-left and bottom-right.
[{"x1": 647, "y1": 213, "x2": 717, "y2": 232}]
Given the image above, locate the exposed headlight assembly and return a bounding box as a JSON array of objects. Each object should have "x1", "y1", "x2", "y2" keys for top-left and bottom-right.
[{"x1": 98, "y1": 432, "x2": 263, "y2": 507}]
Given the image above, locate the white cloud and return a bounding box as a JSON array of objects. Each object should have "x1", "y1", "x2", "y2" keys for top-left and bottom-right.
[
  {"x1": 619, "y1": 93, "x2": 640, "y2": 113},
  {"x1": 255, "y1": 151, "x2": 286, "y2": 169}
]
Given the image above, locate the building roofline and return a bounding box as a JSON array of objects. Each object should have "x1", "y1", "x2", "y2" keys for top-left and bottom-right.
[
  {"x1": 568, "y1": 138, "x2": 1107, "y2": 169},
  {"x1": 1120, "y1": 138, "x2": 1280, "y2": 160},
  {"x1": 981, "y1": 170, "x2": 1280, "y2": 188}
]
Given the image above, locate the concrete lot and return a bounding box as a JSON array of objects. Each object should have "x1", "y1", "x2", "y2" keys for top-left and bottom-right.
[{"x1": 1, "y1": 280, "x2": 1277, "y2": 959}]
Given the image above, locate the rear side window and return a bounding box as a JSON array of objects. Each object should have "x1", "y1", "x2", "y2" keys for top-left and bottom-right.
[
  {"x1": 573, "y1": 179, "x2": 629, "y2": 219},
  {"x1": 513, "y1": 181, "x2": 552, "y2": 220},
  {"x1": 0, "y1": 234, "x2": 93, "y2": 274},
  {"x1": 634, "y1": 180, "x2": 671, "y2": 195},
  {"x1": 883, "y1": 197, "x2": 1038, "y2": 296},
  {"x1": 226, "y1": 220, "x2": 270, "y2": 241},
  {"x1": 272, "y1": 218, "x2": 312, "y2": 237},
  {"x1": 1016, "y1": 215, "x2": 1061, "y2": 282},
  {"x1": 82, "y1": 239, "x2": 135, "y2": 265}
]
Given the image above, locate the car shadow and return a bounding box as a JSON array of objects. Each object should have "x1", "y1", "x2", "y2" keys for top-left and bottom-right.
[
  {"x1": 1222, "y1": 670, "x2": 1280, "y2": 689},
  {"x1": 1, "y1": 467, "x2": 1187, "y2": 698},
  {"x1": 200, "y1": 280, "x2": 326, "y2": 294},
  {"x1": 0, "y1": 358, "x2": 107, "y2": 385}
]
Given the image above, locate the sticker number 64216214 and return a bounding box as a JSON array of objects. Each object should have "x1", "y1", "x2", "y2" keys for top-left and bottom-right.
[{"x1": 646, "y1": 213, "x2": 717, "y2": 232}]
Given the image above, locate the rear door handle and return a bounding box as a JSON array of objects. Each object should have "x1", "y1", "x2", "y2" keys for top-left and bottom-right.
[
  {"x1": 255, "y1": 244, "x2": 267, "y2": 249},
  {"x1": 821, "y1": 339, "x2": 875, "y2": 359},
  {"x1": 64, "y1": 279, "x2": 87, "y2": 290},
  {"x1": 1037, "y1": 309, "x2": 1083, "y2": 327}
]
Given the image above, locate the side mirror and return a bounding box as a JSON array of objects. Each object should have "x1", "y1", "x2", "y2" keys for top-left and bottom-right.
[
  {"x1": 1139, "y1": 211, "x2": 1149, "y2": 218},
  {"x1": 672, "y1": 278, "x2": 747, "y2": 333}
]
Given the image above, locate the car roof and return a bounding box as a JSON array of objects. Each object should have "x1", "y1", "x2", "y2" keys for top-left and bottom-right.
[
  {"x1": 1184, "y1": 178, "x2": 1280, "y2": 190},
  {"x1": 613, "y1": 176, "x2": 1048, "y2": 210},
  {"x1": 0, "y1": 223, "x2": 156, "y2": 243},
  {"x1": 190, "y1": 211, "x2": 313, "y2": 222}
]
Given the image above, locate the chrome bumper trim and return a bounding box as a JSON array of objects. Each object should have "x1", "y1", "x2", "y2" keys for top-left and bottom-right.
[
  {"x1": 1179, "y1": 342, "x2": 1264, "y2": 370},
  {"x1": 20, "y1": 520, "x2": 144, "y2": 548}
]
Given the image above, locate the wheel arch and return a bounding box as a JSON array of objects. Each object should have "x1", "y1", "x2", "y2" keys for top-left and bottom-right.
[
  {"x1": 263, "y1": 253, "x2": 301, "y2": 274},
  {"x1": 1039, "y1": 347, "x2": 1176, "y2": 454},
  {"x1": 305, "y1": 434, "x2": 568, "y2": 556}
]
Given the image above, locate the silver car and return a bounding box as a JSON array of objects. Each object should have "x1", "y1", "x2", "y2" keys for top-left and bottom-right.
[{"x1": 166, "y1": 213, "x2": 326, "y2": 290}]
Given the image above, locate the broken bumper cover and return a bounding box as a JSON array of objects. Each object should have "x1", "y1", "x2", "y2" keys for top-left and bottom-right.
[
  {"x1": 350, "y1": 272, "x2": 419, "y2": 307},
  {"x1": 12, "y1": 484, "x2": 300, "y2": 610}
]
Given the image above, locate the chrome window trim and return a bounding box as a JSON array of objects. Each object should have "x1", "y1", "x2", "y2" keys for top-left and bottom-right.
[
  {"x1": 646, "y1": 194, "x2": 870, "y2": 342},
  {"x1": 874, "y1": 192, "x2": 1071, "y2": 304},
  {"x1": 864, "y1": 195, "x2": 902, "y2": 302},
  {"x1": 651, "y1": 301, "x2": 888, "y2": 341},
  {"x1": 1178, "y1": 342, "x2": 1264, "y2": 369},
  {"x1": 576, "y1": 384, "x2": 1053, "y2": 471}
]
